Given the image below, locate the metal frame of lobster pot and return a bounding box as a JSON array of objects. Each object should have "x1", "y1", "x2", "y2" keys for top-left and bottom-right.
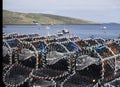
[
  {"x1": 16, "y1": 41, "x2": 38, "y2": 69},
  {"x1": 30, "y1": 41, "x2": 46, "y2": 68},
  {"x1": 88, "y1": 43, "x2": 120, "y2": 85},
  {"x1": 61, "y1": 49, "x2": 102, "y2": 87},
  {"x1": 3, "y1": 41, "x2": 38, "y2": 87},
  {"x1": 61, "y1": 41, "x2": 120, "y2": 87},
  {"x1": 3, "y1": 63, "x2": 32, "y2": 87},
  {"x1": 3, "y1": 39, "x2": 21, "y2": 64},
  {"x1": 2, "y1": 39, "x2": 21, "y2": 72},
  {"x1": 30, "y1": 42, "x2": 79, "y2": 86},
  {"x1": 44, "y1": 42, "x2": 79, "y2": 73},
  {"x1": 30, "y1": 79, "x2": 56, "y2": 87}
]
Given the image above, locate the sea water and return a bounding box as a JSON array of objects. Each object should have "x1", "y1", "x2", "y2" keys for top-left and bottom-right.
[{"x1": 3, "y1": 24, "x2": 120, "y2": 39}]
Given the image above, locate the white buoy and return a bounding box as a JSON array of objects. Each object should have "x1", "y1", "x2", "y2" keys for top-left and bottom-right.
[{"x1": 103, "y1": 26, "x2": 107, "y2": 29}]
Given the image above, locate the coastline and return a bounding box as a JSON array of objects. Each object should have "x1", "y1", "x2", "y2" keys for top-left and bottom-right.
[{"x1": 3, "y1": 23, "x2": 102, "y2": 26}]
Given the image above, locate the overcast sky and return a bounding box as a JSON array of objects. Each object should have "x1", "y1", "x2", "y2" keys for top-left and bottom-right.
[{"x1": 3, "y1": 0, "x2": 120, "y2": 23}]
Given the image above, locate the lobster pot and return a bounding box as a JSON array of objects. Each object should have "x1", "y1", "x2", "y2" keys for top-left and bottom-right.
[
  {"x1": 31, "y1": 41, "x2": 46, "y2": 68},
  {"x1": 17, "y1": 41, "x2": 38, "y2": 68},
  {"x1": 107, "y1": 42, "x2": 120, "y2": 55},
  {"x1": 44, "y1": 42, "x2": 79, "y2": 73},
  {"x1": 62, "y1": 64, "x2": 102, "y2": 87},
  {"x1": 30, "y1": 68, "x2": 68, "y2": 81},
  {"x1": 104, "y1": 59, "x2": 115, "y2": 82},
  {"x1": 3, "y1": 63, "x2": 32, "y2": 87},
  {"x1": 47, "y1": 57, "x2": 69, "y2": 71},
  {"x1": 3, "y1": 46, "x2": 11, "y2": 64},
  {"x1": 18, "y1": 56, "x2": 37, "y2": 68},
  {"x1": 3, "y1": 41, "x2": 12, "y2": 65},
  {"x1": 104, "y1": 77, "x2": 120, "y2": 87},
  {"x1": 3, "y1": 39, "x2": 21, "y2": 65},
  {"x1": 30, "y1": 68, "x2": 68, "y2": 87},
  {"x1": 109, "y1": 79, "x2": 120, "y2": 86},
  {"x1": 31, "y1": 79, "x2": 56, "y2": 87},
  {"x1": 6, "y1": 39, "x2": 20, "y2": 48}
]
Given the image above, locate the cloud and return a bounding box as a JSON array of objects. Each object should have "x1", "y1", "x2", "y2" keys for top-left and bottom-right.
[
  {"x1": 3, "y1": 0, "x2": 120, "y2": 10},
  {"x1": 3, "y1": 0, "x2": 120, "y2": 23}
]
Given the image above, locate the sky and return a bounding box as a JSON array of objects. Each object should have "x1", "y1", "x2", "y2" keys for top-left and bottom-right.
[{"x1": 3, "y1": 0, "x2": 120, "y2": 23}]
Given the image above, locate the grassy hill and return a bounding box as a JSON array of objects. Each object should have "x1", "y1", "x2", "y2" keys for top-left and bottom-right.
[{"x1": 3, "y1": 10, "x2": 98, "y2": 25}]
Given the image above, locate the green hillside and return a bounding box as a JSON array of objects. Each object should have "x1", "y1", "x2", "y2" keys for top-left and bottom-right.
[{"x1": 3, "y1": 10, "x2": 98, "y2": 25}]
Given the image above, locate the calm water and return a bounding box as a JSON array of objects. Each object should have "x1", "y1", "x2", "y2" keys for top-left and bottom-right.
[{"x1": 3, "y1": 24, "x2": 120, "y2": 39}]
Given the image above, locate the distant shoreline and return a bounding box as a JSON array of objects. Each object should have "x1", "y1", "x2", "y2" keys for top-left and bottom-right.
[
  {"x1": 3, "y1": 10, "x2": 100, "y2": 25},
  {"x1": 3, "y1": 23, "x2": 102, "y2": 26}
]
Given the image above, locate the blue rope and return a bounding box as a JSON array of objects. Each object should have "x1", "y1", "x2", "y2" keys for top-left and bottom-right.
[{"x1": 70, "y1": 43, "x2": 79, "y2": 52}]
